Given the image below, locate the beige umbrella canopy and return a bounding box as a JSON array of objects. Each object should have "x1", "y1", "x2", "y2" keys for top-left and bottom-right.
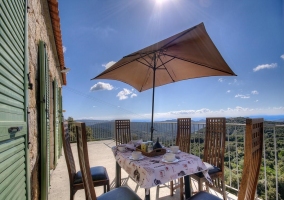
[{"x1": 92, "y1": 22, "x2": 236, "y2": 140}]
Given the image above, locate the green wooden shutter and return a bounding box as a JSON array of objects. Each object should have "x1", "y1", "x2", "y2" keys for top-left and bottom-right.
[
  {"x1": 39, "y1": 41, "x2": 50, "y2": 200},
  {"x1": 58, "y1": 88, "x2": 63, "y2": 157},
  {"x1": 53, "y1": 80, "x2": 59, "y2": 165},
  {"x1": 0, "y1": 0, "x2": 30, "y2": 199},
  {"x1": 46, "y1": 53, "x2": 50, "y2": 188}
]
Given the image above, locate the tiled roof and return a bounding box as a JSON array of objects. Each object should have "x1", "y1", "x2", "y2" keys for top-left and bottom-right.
[{"x1": 47, "y1": 0, "x2": 67, "y2": 85}]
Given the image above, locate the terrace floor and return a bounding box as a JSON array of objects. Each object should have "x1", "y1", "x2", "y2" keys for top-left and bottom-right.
[{"x1": 48, "y1": 140, "x2": 237, "y2": 200}]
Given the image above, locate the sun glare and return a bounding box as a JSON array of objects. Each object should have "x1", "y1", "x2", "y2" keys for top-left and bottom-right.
[{"x1": 156, "y1": 0, "x2": 166, "y2": 4}]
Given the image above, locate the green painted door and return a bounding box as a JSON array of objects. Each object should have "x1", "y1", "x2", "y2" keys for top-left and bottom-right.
[
  {"x1": 39, "y1": 41, "x2": 50, "y2": 200},
  {"x1": 0, "y1": 0, "x2": 30, "y2": 199}
]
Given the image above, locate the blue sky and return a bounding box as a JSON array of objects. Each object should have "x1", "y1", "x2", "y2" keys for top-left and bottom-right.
[{"x1": 59, "y1": 0, "x2": 284, "y2": 121}]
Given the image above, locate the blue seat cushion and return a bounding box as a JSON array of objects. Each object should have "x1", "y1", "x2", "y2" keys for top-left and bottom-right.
[
  {"x1": 194, "y1": 166, "x2": 221, "y2": 178},
  {"x1": 98, "y1": 186, "x2": 141, "y2": 200},
  {"x1": 188, "y1": 191, "x2": 222, "y2": 200},
  {"x1": 74, "y1": 166, "x2": 108, "y2": 184}
]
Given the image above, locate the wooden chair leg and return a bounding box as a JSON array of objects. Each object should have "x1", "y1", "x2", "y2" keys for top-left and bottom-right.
[
  {"x1": 170, "y1": 180, "x2": 174, "y2": 196},
  {"x1": 70, "y1": 188, "x2": 74, "y2": 200},
  {"x1": 205, "y1": 181, "x2": 209, "y2": 192},
  {"x1": 179, "y1": 178, "x2": 184, "y2": 200},
  {"x1": 198, "y1": 179, "x2": 203, "y2": 192},
  {"x1": 222, "y1": 181, "x2": 227, "y2": 200},
  {"x1": 107, "y1": 181, "x2": 110, "y2": 192}
]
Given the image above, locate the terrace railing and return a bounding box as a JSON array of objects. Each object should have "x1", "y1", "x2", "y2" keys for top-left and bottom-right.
[{"x1": 68, "y1": 121, "x2": 284, "y2": 200}]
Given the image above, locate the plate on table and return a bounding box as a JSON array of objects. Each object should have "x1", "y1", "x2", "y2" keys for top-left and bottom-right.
[
  {"x1": 161, "y1": 158, "x2": 179, "y2": 164},
  {"x1": 129, "y1": 156, "x2": 144, "y2": 161}
]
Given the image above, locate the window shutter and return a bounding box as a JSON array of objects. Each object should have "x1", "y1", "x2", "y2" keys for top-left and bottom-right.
[
  {"x1": 53, "y1": 80, "x2": 59, "y2": 165},
  {"x1": 0, "y1": 0, "x2": 30, "y2": 199},
  {"x1": 39, "y1": 41, "x2": 50, "y2": 200}
]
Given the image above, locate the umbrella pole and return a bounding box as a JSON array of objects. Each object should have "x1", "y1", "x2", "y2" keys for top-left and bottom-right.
[{"x1": 150, "y1": 54, "x2": 156, "y2": 141}]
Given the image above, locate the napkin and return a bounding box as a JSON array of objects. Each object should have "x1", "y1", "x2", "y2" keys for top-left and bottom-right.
[{"x1": 127, "y1": 139, "x2": 143, "y2": 147}]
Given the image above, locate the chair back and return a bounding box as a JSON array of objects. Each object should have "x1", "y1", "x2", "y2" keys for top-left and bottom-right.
[
  {"x1": 75, "y1": 122, "x2": 97, "y2": 200},
  {"x1": 115, "y1": 120, "x2": 131, "y2": 145},
  {"x1": 61, "y1": 121, "x2": 77, "y2": 188},
  {"x1": 203, "y1": 117, "x2": 226, "y2": 170},
  {"x1": 176, "y1": 118, "x2": 191, "y2": 153},
  {"x1": 238, "y1": 118, "x2": 264, "y2": 200}
]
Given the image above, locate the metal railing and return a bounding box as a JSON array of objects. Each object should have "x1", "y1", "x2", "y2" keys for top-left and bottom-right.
[{"x1": 68, "y1": 121, "x2": 284, "y2": 200}]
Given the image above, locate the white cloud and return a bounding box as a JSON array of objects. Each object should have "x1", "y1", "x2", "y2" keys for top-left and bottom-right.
[
  {"x1": 255, "y1": 100, "x2": 259, "y2": 102},
  {"x1": 227, "y1": 90, "x2": 231, "y2": 93},
  {"x1": 131, "y1": 93, "x2": 137, "y2": 98},
  {"x1": 78, "y1": 106, "x2": 284, "y2": 121},
  {"x1": 102, "y1": 61, "x2": 116, "y2": 69},
  {"x1": 235, "y1": 94, "x2": 250, "y2": 99},
  {"x1": 149, "y1": 106, "x2": 284, "y2": 120},
  {"x1": 93, "y1": 26, "x2": 115, "y2": 37},
  {"x1": 63, "y1": 46, "x2": 66, "y2": 53},
  {"x1": 80, "y1": 26, "x2": 115, "y2": 38},
  {"x1": 229, "y1": 79, "x2": 239, "y2": 85},
  {"x1": 218, "y1": 78, "x2": 224, "y2": 82},
  {"x1": 251, "y1": 90, "x2": 259, "y2": 95},
  {"x1": 117, "y1": 88, "x2": 137, "y2": 100},
  {"x1": 281, "y1": 54, "x2": 284, "y2": 60},
  {"x1": 253, "y1": 63, "x2": 277, "y2": 72},
  {"x1": 90, "y1": 82, "x2": 114, "y2": 91}
]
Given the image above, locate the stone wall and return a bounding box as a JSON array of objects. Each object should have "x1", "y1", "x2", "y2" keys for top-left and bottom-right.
[{"x1": 27, "y1": 0, "x2": 63, "y2": 199}]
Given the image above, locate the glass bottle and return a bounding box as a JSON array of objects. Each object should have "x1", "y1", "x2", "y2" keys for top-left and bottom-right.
[
  {"x1": 147, "y1": 142, "x2": 153, "y2": 152},
  {"x1": 153, "y1": 137, "x2": 162, "y2": 149}
]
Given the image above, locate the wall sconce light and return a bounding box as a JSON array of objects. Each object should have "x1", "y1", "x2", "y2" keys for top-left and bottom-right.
[{"x1": 61, "y1": 67, "x2": 70, "y2": 73}]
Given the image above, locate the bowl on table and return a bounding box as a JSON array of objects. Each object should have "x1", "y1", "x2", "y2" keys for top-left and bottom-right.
[
  {"x1": 170, "y1": 145, "x2": 179, "y2": 153},
  {"x1": 163, "y1": 153, "x2": 176, "y2": 162},
  {"x1": 132, "y1": 151, "x2": 142, "y2": 160},
  {"x1": 117, "y1": 145, "x2": 127, "y2": 152}
]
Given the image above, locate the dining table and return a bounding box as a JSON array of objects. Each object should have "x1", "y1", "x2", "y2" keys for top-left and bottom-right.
[{"x1": 112, "y1": 145, "x2": 212, "y2": 200}]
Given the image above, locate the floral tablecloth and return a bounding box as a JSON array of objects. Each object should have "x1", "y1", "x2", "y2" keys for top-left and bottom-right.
[{"x1": 112, "y1": 146, "x2": 212, "y2": 189}]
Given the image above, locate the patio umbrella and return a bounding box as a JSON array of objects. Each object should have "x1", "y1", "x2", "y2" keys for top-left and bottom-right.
[{"x1": 92, "y1": 22, "x2": 236, "y2": 141}]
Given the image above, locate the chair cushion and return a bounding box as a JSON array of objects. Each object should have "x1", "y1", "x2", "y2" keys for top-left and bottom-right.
[
  {"x1": 74, "y1": 166, "x2": 108, "y2": 184},
  {"x1": 98, "y1": 186, "x2": 141, "y2": 200},
  {"x1": 187, "y1": 191, "x2": 222, "y2": 200},
  {"x1": 194, "y1": 166, "x2": 221, "y2": 178}
]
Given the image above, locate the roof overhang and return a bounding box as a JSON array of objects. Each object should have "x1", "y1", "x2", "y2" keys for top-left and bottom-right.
[{"x1": 47, "y1": 0, "x2": 67, "y2": 85}]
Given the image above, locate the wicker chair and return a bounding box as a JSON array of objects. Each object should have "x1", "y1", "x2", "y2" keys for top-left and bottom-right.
[
  {"x1": 115, "y1": 119, "x2": 132, "y2": 145},
  {"x1": 61, "y1": 121, "x2": 110, "y2": 200},
  {"x1": 188, "y1": 118, "x2": 264, "y2": 200},
  {"x1": 74, "y1": 122, "x2": 141, "y2": 200},
  {"x1": 190, "y1": 117, "x2": 227, "y2": 199}
]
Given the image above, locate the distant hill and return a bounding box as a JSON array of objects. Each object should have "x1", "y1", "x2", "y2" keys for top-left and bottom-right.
[{"x1": 75, "y1": 115, "x2": 284, "y2": 124}]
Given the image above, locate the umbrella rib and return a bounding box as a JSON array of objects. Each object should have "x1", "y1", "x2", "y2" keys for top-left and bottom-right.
[
  {"x1": 136, "y1": 59, "x2": 152, "y2": 68},
  {"x1": 157, "y1": 55, "x2": 176, "y2": 82},
  {"x1": 124, "y1": 50, "x2": 156, "y2": 59},
  {"x1": 94, "y1": 52, "x2": 155, "y2": 78},
  {"x1": 164, "y1": 53, "x2": 236, "y2": 75},
  {"x1": 137, "y1": 53, "x2": 155, "y2": 69},
  {"x1": 159, "y1": 25, "x2": 199, "y2": 49},
  {"x1": 124, "y1": 25, "x2": 200, "y2": 58}
]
